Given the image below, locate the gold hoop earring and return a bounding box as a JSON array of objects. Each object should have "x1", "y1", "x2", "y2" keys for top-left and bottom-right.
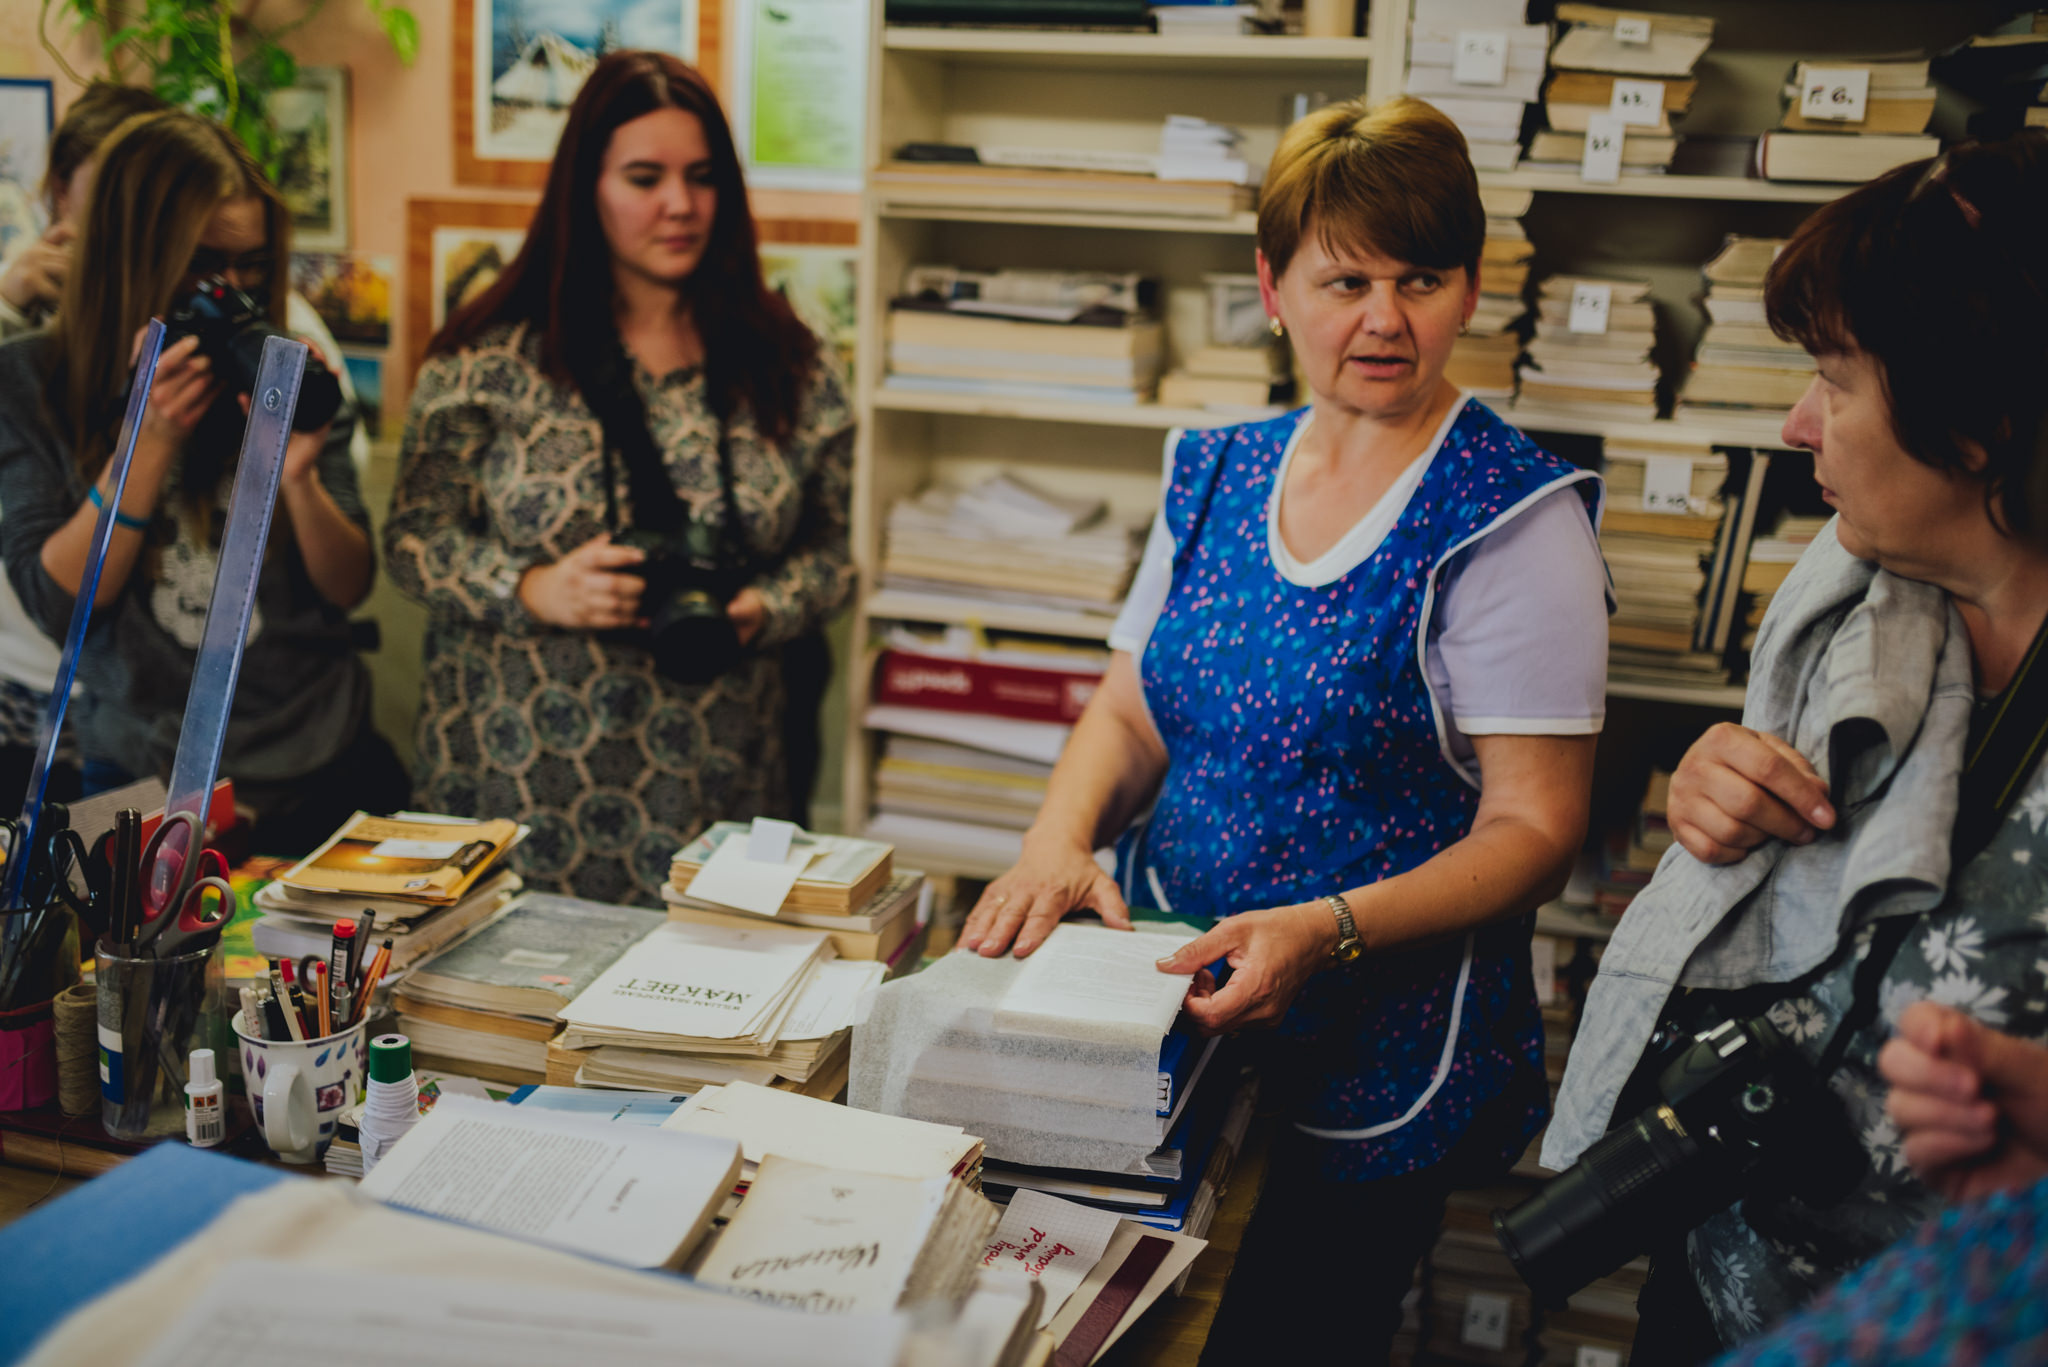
[
  {"x1": 1269, "y1": 317, "x2": 1285, "y2": 338},
  {"x1": 1459, "y1": 321, "x2": 1471, "y2": 335}
]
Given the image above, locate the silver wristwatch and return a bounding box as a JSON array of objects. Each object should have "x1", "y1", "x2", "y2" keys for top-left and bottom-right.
[{"x1": 1324, "y1": 893, "x2": 1362, "y2": 963}]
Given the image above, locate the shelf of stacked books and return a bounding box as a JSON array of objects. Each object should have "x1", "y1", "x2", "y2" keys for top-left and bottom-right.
[
  {"x1": 1477, "y1": 166, "x2": 1843, "y2": 203},
  {"x1": 882, "y1": 27, "x2": 1378, "y2": 65},
  {"x1": 874, "y1": 203, "x2": 1261, "y2": 236}
]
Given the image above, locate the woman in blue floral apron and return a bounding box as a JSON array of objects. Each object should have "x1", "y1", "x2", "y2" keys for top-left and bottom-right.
[{"x1": 962, "y1": 96, "x2": 1612, "y2": 1358}]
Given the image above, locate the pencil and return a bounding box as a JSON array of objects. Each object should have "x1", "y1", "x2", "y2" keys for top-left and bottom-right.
[
  {"x1": 313, "y1": 961, "x2": 333, "y2": 1037},
  {"x1": 351, "y1": 940, "x2": 392, "y2": 1025}
]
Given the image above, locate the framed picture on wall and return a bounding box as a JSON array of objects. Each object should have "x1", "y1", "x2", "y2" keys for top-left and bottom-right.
[
  {"x1": 454, "y1": 0, "x2": 711, "y2": 187},
  {"x1": 757, "y1": 219, "x2": 858, "y2": 380},
  {"x1": 403, "y1": 198, "x2": 538, "y2": 384},
  {"x1": 273, "y1": 66, "x2": 349, "y2": 250},
  {"x1": 729, "y1": 0, "x2": 867, "y2": 192},
  {"x1": 0, "y1": 77, "x2": 56, "y2": 261}
]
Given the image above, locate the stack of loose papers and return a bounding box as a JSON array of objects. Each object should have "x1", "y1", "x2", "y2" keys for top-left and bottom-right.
[
  {"x1": 663, "y1": 1078, "x2": 984, "y2": 1185},
  {"x1": 882, "y1": 474, "x2": 1146, "y2": 611},
  {"x1": 694, "y1": 1155, "x2": 998, "y2": 1314},
  {"x1": 1156, "y1": 115, "x2": 1254, "y2": 185},
  {"x1": 555, "y1": 921, "x2": 842, "y2": 1090},
  {"x1": 671, "y1": 821, "x2": 893, "y2": 917}
]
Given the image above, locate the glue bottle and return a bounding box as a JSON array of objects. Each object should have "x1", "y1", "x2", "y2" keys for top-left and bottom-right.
[
  {"x1": 359, "y1": 1033, "x2": 420, "y2": 1176},
  {"x1": 184, "y1": 1048, "x2": 225, "y2": 1148}
]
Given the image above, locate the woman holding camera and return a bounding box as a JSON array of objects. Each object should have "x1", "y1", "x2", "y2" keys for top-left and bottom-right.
[
  {"x1": 0, "y1": 109, "x2": 402, "y2": 852},
  {"x1": 960, "y1": 96, "x2": 1610, "y2": 1359},
  {"x1": 1545, "y1": 130, "x2": 2048, "y2": 1360},
  {"x1": 386, "y1": 51, "x2": 852, "y2": 904}
]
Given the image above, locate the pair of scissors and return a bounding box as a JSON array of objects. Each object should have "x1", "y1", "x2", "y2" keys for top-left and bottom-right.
[
  {"x1": 43, "y1": 827, "x2": 115, "y2": 942},
  {"x1": 135, "y1": 810, "x2": 234, "y2": 957}
]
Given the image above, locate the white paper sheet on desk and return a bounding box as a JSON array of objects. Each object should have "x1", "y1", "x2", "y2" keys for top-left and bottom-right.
[
  {"x1": 981, "y1": 1190, "x2": 1122, "y2": 1327},
  {"x1": 559, "y1": 920, "x2": 830, "y2": 1041},
  {"x1": 662, "y1": 1079, "x2": 975, "y2": 1178},
  {"x1": 129, "y1": 1260, "x2": 903, "y2": 1367},
  {"x1": 1045, "y1": 1222, "x2": 1208, "y2": 1363},
  {"x1": 780, "y1": 959, "x2": 887, "y2": 1041},
  {"x1": 997, "y1": 924, "x2": 1201, "y2": 1036},
  {"x1": 685, "y1": 836, "x2": 820, "y2": 916}
]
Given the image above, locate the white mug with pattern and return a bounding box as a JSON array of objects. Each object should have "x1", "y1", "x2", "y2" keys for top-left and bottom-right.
[{"x1": 232, "y1": 1011, "x2": 368, "y2": 1163}]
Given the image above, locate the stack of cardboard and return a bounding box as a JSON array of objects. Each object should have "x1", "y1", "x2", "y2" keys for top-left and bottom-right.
[
  {"x1": 1516, "y1": 275, "x2": 1659, "y2": 419},
  {"x1": 1675, "y1": 235, "x2": 1813, "y2": 422},
  {"x1": 1529, "y1": 4, "x2": 1714, "y2": 176},
  {"x1": 1406, "y1": 0, "x2": 1550, "y2": 171},
  {"x1": 1759, "y1": 57, "x2": 1940, "y2": 183},
  {"x1": 1448, "y1": 184, "x2": 1535, "y2": 401}
]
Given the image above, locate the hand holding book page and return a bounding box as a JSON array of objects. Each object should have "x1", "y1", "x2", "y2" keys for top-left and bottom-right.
[
  {"x1": 980, "y1": 1190, "x2": 1123, "y2": 1327},
  {"x1": 996, "y1": 924, "x2": 1202, "y2": 1037}
]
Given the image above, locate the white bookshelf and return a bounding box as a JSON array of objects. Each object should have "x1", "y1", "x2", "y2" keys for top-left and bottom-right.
[
  {"x1": 1477, "y1": 168, "x2": 1846, "y2": 204},
  {"x1": 875, "y1": 204, "x2": 1262, "y2": 235},
  {"x1": 883, "y1": 27, "x2": 1378, "y2": 67}
]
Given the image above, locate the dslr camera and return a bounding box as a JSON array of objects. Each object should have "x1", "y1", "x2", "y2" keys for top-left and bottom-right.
[
  {"x1": 1491, "y1": 1014, "x2": 1868, "y2": 1306},
  {"x1": 613, "y1": 521, "x2": 751, "y2": 686},
  {"x1": 166, "y1": 276, "x2": 343, "y2": 431}
]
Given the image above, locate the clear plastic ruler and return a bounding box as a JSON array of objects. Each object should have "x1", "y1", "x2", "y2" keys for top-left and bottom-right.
[
  {"x1": 146, "y1": 335, "x2": 309, "y2": 911},
  {"x1": 0, "y1": 320, "x2": 166, "y2": 915}
]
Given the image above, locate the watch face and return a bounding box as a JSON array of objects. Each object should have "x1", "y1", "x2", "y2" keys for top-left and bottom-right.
[{"x1": 1335, "y1": 939, "x2": 1363, "y2": 963}]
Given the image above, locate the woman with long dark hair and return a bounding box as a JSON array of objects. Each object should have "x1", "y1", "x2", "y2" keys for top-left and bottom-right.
[{"x1": 385, "y1": 51, "x2": 853, "y2": 903}]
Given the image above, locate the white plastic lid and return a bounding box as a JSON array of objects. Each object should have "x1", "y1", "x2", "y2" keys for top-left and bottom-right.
[{"x1": 188, "y1": 1047, "x2": 217, "y2": 1088}]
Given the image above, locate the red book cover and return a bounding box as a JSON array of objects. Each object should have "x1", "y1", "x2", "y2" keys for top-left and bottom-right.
[{"x1": 872, "y1": 649, "x2": 1101, "y2": 724}]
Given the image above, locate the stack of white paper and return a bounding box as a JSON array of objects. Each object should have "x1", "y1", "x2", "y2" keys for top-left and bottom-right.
[
  {"x1": 1157, "y1": 115, "x2": 1254, "y2": 185},
  {"x1": 557, "y1": 920, "x2": 834, "y2": 1057},
  {"x1": 661, "y1": 1078, "x2": 983, "y2": 1183}
]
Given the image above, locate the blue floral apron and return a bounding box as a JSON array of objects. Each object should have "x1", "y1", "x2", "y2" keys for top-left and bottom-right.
[{"x1": 1121, "y1": 399, "x2": 1599, "y2": 1180}]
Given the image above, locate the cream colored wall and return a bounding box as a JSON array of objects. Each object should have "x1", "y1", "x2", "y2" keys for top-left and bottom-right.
[{"x1": 0, "y1": 1, "x2": 856, "y2": 827}]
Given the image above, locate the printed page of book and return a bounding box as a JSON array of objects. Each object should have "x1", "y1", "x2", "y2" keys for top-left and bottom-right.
[
  {"x1": 558, "y1": 921, "x2": 831, "y2": 1041},
  {"x1": 997, "y1": 924, "x2": 1201, "y2": 1036},
  {"x1": 661, "y1": 1080, "x2": 974, "y2": 1179},
  {"x1": 128, "y1": 1260, "x2": 902, "y2": 1367},
  {"x1": 356, "y1": 1096, "x2": 741, "y2": 1269},
  {"x1": 694, "y1": 1155, "x2": 951, "y2": 1313}
]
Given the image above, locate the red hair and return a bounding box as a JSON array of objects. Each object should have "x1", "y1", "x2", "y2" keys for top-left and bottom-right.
[{"x1": 430, "y1": 51, "x2": 818, "y2": 444}]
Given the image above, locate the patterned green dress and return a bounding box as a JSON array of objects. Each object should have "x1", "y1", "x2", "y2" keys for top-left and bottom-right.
[{"x1": 384, "y1": 322, "x2": 853, "y2": 904}]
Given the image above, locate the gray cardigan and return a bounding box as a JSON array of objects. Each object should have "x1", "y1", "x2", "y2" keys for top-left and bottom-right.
[
  {"x1": 0, "y1": 332, "x2": 372, "y2": 792},
  {"x1": 1543, "y1": 519, "x2": 1977, "y2": 1168}
]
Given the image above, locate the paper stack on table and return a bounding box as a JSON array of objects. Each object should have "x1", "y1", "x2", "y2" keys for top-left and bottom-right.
[
  {"x1": 662, "y1": 1078, "x2": 984, "y2": 1185},
  {"x1": 665, "y1": 820, "x2": 928, "y2": 965}
]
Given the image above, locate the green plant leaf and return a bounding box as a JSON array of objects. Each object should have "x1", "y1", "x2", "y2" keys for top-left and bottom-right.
[{"x1": 377, "y1": 5, "x2": 420, "y2": 66}]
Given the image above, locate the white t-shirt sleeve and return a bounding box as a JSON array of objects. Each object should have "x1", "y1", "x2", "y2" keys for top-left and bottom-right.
[
  {"x1": 1107, "y1": 429, "x2": 1181, "y2": 656},
  {"x1": 1425, "y1": 483, "x2": 1610, "y2": 753}
]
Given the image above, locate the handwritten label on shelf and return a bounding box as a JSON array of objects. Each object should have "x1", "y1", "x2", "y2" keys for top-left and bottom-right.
[
  {"x1": 1462, "y1": 1291, "x2": 1511, "y2": 1350},
  {"x1": 1580, "y1": 112, "x2": 1624, "y2": 184},
  {"x1": 1614, "y1": 16, "x2": 1652, "y2": 45},
  {"x1": 1610, "y1": 78, "x2": 1664, "y2": 127},
  {"x1": 1453, "y1": 29, "x2": 1509, "y2": 86},
  {"x1": 1577, "y1": 1350, "x2": 1623, "y2": 1367},
  {"x1": 1800, "y1": 67, "x2": 1871, "y2": 123},
  {"x1": 1568, "y1": 282, "x2": 1613, "y2": 335},
  {"x1": 1641, "y1": 456, "x2": 1695, "y2": 513}
]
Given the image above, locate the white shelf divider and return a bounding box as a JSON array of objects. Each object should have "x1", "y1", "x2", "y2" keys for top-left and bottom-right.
[
  {"x1": 1479, "y1": 168, "x2": 1847, "y2": 205},
  {"x1": 883, "y1": 27, "x2": 1377, "y2": 66}
]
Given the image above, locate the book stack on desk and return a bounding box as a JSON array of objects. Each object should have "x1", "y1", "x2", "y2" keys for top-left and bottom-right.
[
  {"x1": 1676, "y1": 235, "x2": 1812, "y2": 423},
  {"x1": 881, "y1": 473, "x2": 1145, "y2": 613},
  {"x1": 1406, "y1": 0, "x2": 1550, "y2": 172},
  {"x1": 393, "y1": 893, "x2": 666, "y2": 1086},
  {"x1": 1516, "y1": 275, "x2": 1660, "y2": 419},
  {"x1": 1529, "y1": 4, "x2": 1714, "y2": 176},
  {"x1": 1448, "y1": 184, "x2": 1536, "y2": 401},
  {"x1": 250, "y1": 812, "x2": 525, "y2": 980},
  {"x1": 1599, "y1": 441, "x2": 1730, "y2": 682},
  {"x1": 1759, "y1": 57, "x2": 1939, "y2": 183}
]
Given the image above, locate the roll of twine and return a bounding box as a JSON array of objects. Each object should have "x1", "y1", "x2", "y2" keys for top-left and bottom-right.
[{"x1": 53, "y1": 982, "x2": 98, "y2": 1117}]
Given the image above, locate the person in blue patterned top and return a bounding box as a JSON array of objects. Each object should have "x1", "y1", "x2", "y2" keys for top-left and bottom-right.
[{"x1": 959, "y1": 96, "x2": 1612, "y2": 1359}]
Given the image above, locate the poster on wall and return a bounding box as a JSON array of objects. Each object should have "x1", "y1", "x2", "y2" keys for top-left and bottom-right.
[
  {"x1": 341, "y1": 353, "x2": 385, "y2": 439},
  {"x1": 0, "y1": 78, "x2": 55, "y2": 260},
  {"x1": 459, "y1": 0, "x2": 698, "y2": 185},
  {"x1": 291, "y1": 252, "x2": 395, "y2": 349},
  {"x1": 759, "y1": 241, "x2": 857, "y2": 379},
  {"x1": 731, "y1": 0, "x2": 868, "y2": 192},
  {"x1": 273, "y1": 67, "x2": 349, "y2": 250},
  {"x1": 430, "y1": 226, "x2": 529, "y2": 333},
  {"x1": 404, "y1": 198, "x2": 539, "y2": 383}
]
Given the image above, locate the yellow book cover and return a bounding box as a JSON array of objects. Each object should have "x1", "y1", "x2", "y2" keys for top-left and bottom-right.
[{"x1": 281, "y1": 812, "x2": 520, "y2": 903}]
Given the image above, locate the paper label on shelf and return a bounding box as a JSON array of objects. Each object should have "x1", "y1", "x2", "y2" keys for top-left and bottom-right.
[
  {"x1": 1641, "y1": 456, "x2": 1695, "y2": 513},
  {"x1": 1452, "y1": 30, "x2": 1509, "y2": 86},
  {"x1": 1531, "y1": 934, "x2": 1558, "y2": 1007},
  {"x1": 1567, "y1": 282, "x2": 1613, "y2": 334},
  {"x1": 1613, "y1": 16, "x2": 1652, "y2": 45},
  {"x1": 1580, "y1": 112, "x2": 1624, "y2": 184},
  {"x1": 1800, "y1": 67, "x2": 1871, "y2": 123},
  {"x1": 1462, "y1": 1291, "x2": 1511, "y2": 1350},
  {"x1": 1577, "y1": 1350, "x2": 1623, "y2": 1367},
  {"x1": 1610, "y1": 78, "x2": 1664, "y2": 127}
]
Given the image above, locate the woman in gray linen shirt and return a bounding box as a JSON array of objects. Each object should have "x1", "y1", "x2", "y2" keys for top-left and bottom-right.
[{"x1": 0, "y1": 110, "x2": 406, "y2": 852}]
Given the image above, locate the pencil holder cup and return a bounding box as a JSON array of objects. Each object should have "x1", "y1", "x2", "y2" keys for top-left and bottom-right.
[
  {"x1": 96, "y1": 939, "x2": 217, "y2": 1140},
  {"x1": 0, "y1": 995, "x2": 58, "y2": 1111},
  {"x1": 232, "y1": 1011, "x2": 367, "y2": 1163}
]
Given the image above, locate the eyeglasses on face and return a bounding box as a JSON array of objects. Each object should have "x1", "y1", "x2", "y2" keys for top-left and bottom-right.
[{"x1": 184, "y1": 247, "x2": 275, "y2": 285}]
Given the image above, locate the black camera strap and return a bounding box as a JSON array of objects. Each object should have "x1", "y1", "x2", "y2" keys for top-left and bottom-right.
[
  {"x1": 1816, "y1": 606, "x2": 2048, "y2": 1079},
  {"x1": 579, "y1": 333, "x2": 747, "y2": 565}
]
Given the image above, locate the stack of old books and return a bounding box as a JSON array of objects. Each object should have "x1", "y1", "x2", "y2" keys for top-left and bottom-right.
[
  {"x1": 1600, "y1": 440, "x2": 1733, "y2": 687},
  {"x1": 1157, "y1": 342, "x2": 1293, "y2": 415},
  {"x1": 393, "y1": 894, "x2": 665, "y2": 1085},
  {"x1": 251, "y1": 812, "x2": 524, "y2": 982},
  {"x1": 1516, "y1": 275, "x2": 1660, "y2": 419},
  {"x1": 1406, "y1": 0, "x2": 1549, "y2": 171},
  {"x1": 1737, "y1": 511, "x2": 1827, "y2": 651},
  {"x1": 1759, "y1": 56, "x2": 1939, "y2": 183},
  {"x1": 874, "y1": 147, "x2": 1255, "y2": 221},
  {"x1": 1675, "y1": 235, "x2": 1812, "y2": 423},
  {"x1": 1449, "y1": 184, "x2": 1535, "y2": 401},
  {"x1": 1529, "y1": 5, "x2": 1714, "y2": 176},
  {"x1": 664, "y1": 820, "x2": 928, "y2": 970},
  {"x1": 880, "y1": 471, "x2": 1145, "y2": 619}
]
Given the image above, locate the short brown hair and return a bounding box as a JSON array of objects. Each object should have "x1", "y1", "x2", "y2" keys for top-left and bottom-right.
[
  {"x1": 42, "y1": 81, "x2": 171, "y2": 208},
  {"x1": 1766, "y1": 129, "x2": 2048, "y2": 544},
  {"x1": 1256, "y1": 95, "x2": 1484, "y2": 281}
]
